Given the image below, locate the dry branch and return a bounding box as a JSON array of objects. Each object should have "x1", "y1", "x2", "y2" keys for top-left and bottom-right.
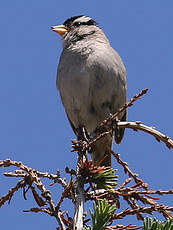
[
  {"x1": 0, "y1": 89, "x2": 173, "y2": 229},
  {"x1": 0, "y1": 159, "x2": 67, "y2": 229},
  {"x1": 117, "y1": 121, "x2": 173, "y2": 149},
  {"x1": 113, "y1": 206, "x2": 173, "y2": 220},
  {"x1": 0, "y1": 179, "x2": 26, "y2": 207}
]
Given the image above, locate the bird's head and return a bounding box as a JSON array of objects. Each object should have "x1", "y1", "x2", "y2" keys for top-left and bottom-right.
[{"x1": 51, "y1": 15, "x2": 98, "y2": 37}]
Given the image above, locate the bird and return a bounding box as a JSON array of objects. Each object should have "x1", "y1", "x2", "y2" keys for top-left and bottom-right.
[{"x1": 52, "y1": 15, "x2": 127, "y2": 167}]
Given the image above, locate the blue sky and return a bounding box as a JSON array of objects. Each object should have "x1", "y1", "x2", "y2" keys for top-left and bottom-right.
[{"x1": 0, "y1": 0, "x2": 173, "y2": 229}]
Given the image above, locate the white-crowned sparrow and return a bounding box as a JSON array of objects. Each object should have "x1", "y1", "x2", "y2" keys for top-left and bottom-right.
[{"x1": 52, "y1": 15, "x2": 127, "y2": 167}]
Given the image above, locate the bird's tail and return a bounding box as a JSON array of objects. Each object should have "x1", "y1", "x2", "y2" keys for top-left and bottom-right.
[
  {"x1": 91, "y1": 110, "x2": 127, "y2": 166},
  {"x1": 91, "y1": 133, "x2": 113, "y2": 167}
]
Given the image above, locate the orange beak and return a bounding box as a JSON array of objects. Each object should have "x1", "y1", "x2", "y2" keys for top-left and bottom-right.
[{"x1": 51, "y1": 24, "x2": 69, "y2": 36}]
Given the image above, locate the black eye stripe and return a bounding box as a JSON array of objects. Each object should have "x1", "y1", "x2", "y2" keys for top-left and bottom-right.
[
  {"x1": 73, "y1": 20, "x2": 96, "y2": 27},
  {"x1": 86, "y1": 19, "x2": 97, "y2": 26},
  {"x1": 73, "y1": 21, "x2": 81, "y2": 26},
  {"x1": 63, "y1": 16, "x2": 98, "y2": 28}
]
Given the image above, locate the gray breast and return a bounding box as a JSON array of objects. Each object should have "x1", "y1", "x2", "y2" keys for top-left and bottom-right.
[{"x1": 57, "y1": 42, "x2": 126, "y2": 134}]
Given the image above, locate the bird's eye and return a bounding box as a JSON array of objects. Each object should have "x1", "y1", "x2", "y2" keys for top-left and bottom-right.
[{"x1": 74, "y1": 22, "x2": 81, "y2": 27}]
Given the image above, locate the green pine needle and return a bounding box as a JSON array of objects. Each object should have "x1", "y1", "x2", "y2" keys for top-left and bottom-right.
[
  {"x1": 143, "y1": 217, "x2": 173, "y2": 230},
  {"x1": 88, "y1": 199, "x2": 116, "y2": 230},
  {"x1": 94, "y1": 168, "x2": 118, "y2": 189}
]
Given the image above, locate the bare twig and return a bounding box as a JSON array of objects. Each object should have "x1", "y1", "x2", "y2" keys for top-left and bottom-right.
[
  {"x1": 0, "y1": 179, "x2": 26, "y2": 207},
  {"x1": 4, "y1": 169, "x2": 68, "y2": 189},
  {"x1": 113, "y1": 205, "x2": 173, "y2": 220},
  {"x1": 56, "y1": 180, "x2": 74, "y2": 210},
  {"x1": 23, "y1": 207, "x2": 53, "y2": 215},
  {"x1": 86, "y1": 188, "x2": 173, "y2": 200},
  {"x1": 75, "y1": 88, "x2": 173, "y2": 153},
  {"x1": 0, "y1": 159, "x2": 66, "y2": 229},
  {"x1": 86, "y1": 186, "x2": 173, "y2": 220},
  {"x1": 111, "y1": 151, "x2": 148, "y2": 190},
  {"x1": 23, "y1": 208, "x2": 66, "y2": 230},
  {"x1": 72, "y1": 89, "x2": 149, "y2": 152},
  {"x1": 117, "y1": 121, "x2": 173, "y2": 149},
  {"x1": 105, "y1": 224, "x2": 142, "y2": 230},
  {"x1": 118, "y1": 178, "x2": 132, "y2": 190},
  {"x1": 100, "y1": 88, "x2": 149, "y2": 128}
]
